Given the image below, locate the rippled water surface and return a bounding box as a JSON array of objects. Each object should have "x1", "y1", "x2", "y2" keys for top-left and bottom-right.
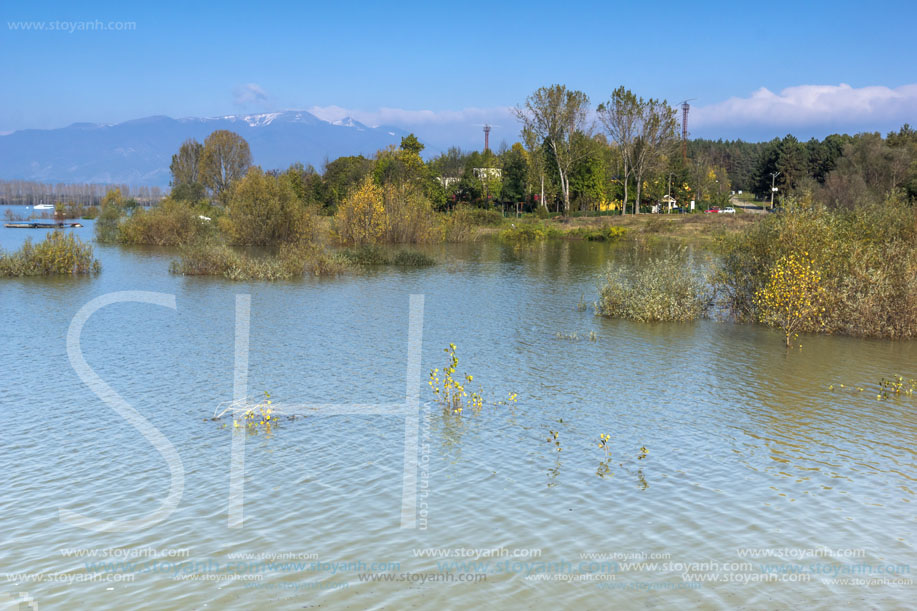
[{"x1": 1, "y1": 224, "x2": 915, "y2": 610}]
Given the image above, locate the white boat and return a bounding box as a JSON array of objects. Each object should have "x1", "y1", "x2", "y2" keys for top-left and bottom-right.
[{"x1": 33, "y1": 204, "x2": 54, "y2": 210}]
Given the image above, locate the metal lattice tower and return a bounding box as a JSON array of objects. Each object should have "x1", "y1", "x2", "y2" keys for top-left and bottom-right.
[{"x1": 681, "y1": 101, "x2": 691, "y2": 163}]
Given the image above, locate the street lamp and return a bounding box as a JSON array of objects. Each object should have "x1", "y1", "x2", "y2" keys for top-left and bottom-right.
[{"x1": 770, "y1": 171, "x2": 780, "y2": 210}]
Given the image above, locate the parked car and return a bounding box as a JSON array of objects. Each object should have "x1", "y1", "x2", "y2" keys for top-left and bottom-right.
[
  {"x1": 722, "y1": 207, "x2": 736, "y2": 214},
  {"x1": 705, "y1": 207, "x2": 721, "y2": 214}
]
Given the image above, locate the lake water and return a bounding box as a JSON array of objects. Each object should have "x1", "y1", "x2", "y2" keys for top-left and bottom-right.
[{"x1": 1, "y1": 223, "x2": 915, "y2": 610}]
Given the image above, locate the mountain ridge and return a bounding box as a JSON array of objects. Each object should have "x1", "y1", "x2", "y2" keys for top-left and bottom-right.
[{"x1": 0, "y1": 110, "x2": 408, "y2": 186}]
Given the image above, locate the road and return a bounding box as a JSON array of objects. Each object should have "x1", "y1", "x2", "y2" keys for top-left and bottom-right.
[{"x1": 730, "y1": 195, "x2": 768, "y2": 214}]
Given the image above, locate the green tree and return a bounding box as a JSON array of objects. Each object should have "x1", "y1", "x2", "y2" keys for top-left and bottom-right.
[
  {"x1": 522, "y1": 128, "x2": 555, "y2": 211},
  {"x1": 776, "y1": 135, "x2": 809, "y2": 192},
  {"x1": 568, "y1": 134, "x2": 607, "y2": 211},
  {"x1": 632, "y1": 99, "x2": 679, "y2": 214},
  {"x1": 321, "y1": 155, "x2": 373, "y2": 209},
  {"x1": 515, "y1": 85, "x2": 593, "y2": 214},
  {"x1": 428, "y1": 147, "x2": 468, "y2": 209},
  {"x1": 170, "y1": 139, "x2": 204, "y2": 191},
  {"x1": 95, "y1": 188, "x2": 125, "y2": 243},
  {"x1": 400, "y1": 133, "x2": 424, "y2": 157},
  {"x1": 887, "y1": 124, "x2": 917, "y2": 199},
  {"x1": 223, "y1": 167, "x2": 313, "y2": 246},
  {"x1": 200, "y1": 130, "x2": 252, "y2": 204},
  {"x1": 501, "y1": 143, "x2": 529, "y2": 205},
  {"x1": 598, "y1": 88, "x2": 677, "y2": 214},
  {"x1": 373, "y1": 135, "x2": 430, "y2": 193},
  {"x1": 281, "y1": 163, "x2": 324, "y2": 208},
  {"x1": 597, "y1": 87, "x2": 640, "y2": 214},
  {"x1": 822, "y1": 133, "x2": 912, "y2": 208}
]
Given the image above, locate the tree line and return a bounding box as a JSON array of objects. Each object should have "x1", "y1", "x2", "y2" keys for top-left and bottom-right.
[
  {"x1": 14, "y1": 83, "x2": 915, "y2": 217},
  {"x1": 689, "y1": 126, "x2": 917, "y2": 208},
  {"x1": 165, "y1": 85, "x2": 914, "y2": 217},
  {"x1": 0, "y1": 180, "x2": 163, "y2": 207}
]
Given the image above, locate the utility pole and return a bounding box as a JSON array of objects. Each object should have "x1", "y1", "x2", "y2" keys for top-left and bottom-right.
[
  {"x1": 667, "y1": 172, "x2": 673, "y2": 213},
  {"x1": 770, "y1": 171, "x2": 780, "y2": 210}
]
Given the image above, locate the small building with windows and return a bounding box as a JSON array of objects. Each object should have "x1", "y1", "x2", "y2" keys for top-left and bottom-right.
[{"x1": 473, "y1": 167, "x2": 502, "y2": 181}]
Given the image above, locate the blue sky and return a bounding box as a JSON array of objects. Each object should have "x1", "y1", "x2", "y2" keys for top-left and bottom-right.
[{"x1": 2, "y1": 0, "x2": 916, "y2": 142}]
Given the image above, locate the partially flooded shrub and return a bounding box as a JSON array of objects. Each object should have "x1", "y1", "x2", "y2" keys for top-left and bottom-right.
[
  {"x1": 212, "y1": 391, "x2": 292, "y2": 435},
  {"x1": 429, "y1": 344, "x2": 483, "y2": 415},
  {"x1": 94, "y1": 188, "x2": 126, "y2": 244},
  {"x1": 598, "y1": 248, "x2": 708, "y2": 322},
  {"x1": 391, "y1": 250, "x2": 435, "y2": 266},
  {"x1": 0, "y1": 231, "x2": 101, "y2": 276},
  {"x1": 222, "y1": 167, "x2": 316, "y2": 246},
  {"x1": 340, "y1": 244, "x2": 391, "y2": 265},
  {"x1": 753, "y1": 253, "x2": 827, "y2": 347},
  {"x1": 169, "y1": 241, "x2": 347, "y2": 280},
  {"x1": 718, "y1": 198, "x2": 917, "y2": 338},
  {"x1": 340, "y1": 245, "x2": 435, "y2": 267},
  {"x1": 118, "y1": 198, "x2": 213, "y2": 246}
]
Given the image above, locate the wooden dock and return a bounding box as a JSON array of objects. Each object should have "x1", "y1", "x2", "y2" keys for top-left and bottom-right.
[{"x1": 4, "y1": 222, "x2": 84, "y2": 229}]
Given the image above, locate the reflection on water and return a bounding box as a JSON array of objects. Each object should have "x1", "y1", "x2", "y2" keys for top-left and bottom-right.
[{"x1": 1, "y1": 223, "x2": 915, "y2": 609}]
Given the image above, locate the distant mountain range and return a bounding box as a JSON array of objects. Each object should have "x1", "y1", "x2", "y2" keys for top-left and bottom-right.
[{"x1": 0, "y1": 111, "x2": 410, "y2": 187}]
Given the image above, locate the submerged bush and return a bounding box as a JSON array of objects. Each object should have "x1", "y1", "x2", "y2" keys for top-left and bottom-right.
[
  {"x1": 391, "y1": 250, "x2": 435, "y2": 266},
  {"x1": 169, "y1": 241, "x2": 347, "y2": 281},
  {"x1": 118, "y1": 198, "x2": 213, "y2": 246},
  {"x1": 718, "y1": 197, "x2": 917, "y2": 338},
  {"x1": 340, "y1": 244, "x2": 390, "y2": 265},
  {"x1": 0, "y1": 231, "x2": 101, "y2": 276},
  {"x1": 94, "y1": 188, "x2": 126, "y2": 244},
  {"x1": 598, "y1": 248, "x2": 708, "y2": 322},
  {"x1": 340, "y1": 244, "x2": 435, "y2": 267},
  {"x1": 221, "y1": 167, "x2": 316, "y2": 246}
]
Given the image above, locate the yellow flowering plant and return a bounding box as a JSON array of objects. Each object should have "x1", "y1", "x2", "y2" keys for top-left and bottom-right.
[
  {"x1": 212, "y1": 390, "x2": 280, "y2": 433},
  {"x1": 753, "y1": 253, "x2": 827, "y2": 347},
  {"x1": 428, "y1": 344, "x2": 483, "y2": 415}
]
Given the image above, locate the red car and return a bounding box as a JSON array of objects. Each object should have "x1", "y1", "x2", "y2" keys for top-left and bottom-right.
[{"x1": 705, "y1": 207, "x2": 721, "y2": 213}]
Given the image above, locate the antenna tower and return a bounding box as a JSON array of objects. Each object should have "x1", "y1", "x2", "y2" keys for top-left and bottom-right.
[{"x1": 680, "y1": 101, "x2": 692, "y2": 163}]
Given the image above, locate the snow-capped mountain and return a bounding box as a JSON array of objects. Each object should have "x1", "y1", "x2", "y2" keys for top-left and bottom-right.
[{"x1": 0, "y1": 110, "x2": 407, "y2": 186}]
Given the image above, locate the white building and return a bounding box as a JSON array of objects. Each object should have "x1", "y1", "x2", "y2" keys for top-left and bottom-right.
[{"x1": 473, "y1": 167, "x2": 502, "y2": 181}]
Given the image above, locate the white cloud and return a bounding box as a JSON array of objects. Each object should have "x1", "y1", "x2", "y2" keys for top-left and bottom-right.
[
  {"x1": 233, "y1": 83, "x2": 270, "y2": 107},
  {"x1": 306, "y1": 83, "x2": 917, "y2": 148},
  {"x1": 692, "y1": 83, "x2": 917, "y2": 130}
]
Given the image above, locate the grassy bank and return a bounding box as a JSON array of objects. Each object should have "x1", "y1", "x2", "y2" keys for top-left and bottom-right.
[{"x1": 485, "y1": 212, "x2": 757, "y2": 243}]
